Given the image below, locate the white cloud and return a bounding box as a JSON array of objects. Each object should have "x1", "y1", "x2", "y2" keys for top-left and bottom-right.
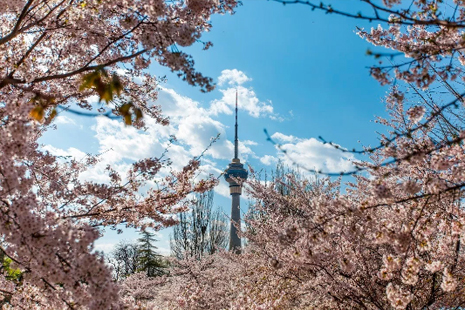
[
  {"x1": 44, "y1": 82, "x2": 261, "y2": 187},
  {"x1": 94, "y1": 242, "x2": 115, "y2": 253},
  {"x1": 42, "y1": 145, "x2": 87, "y2": 160},
  {"x1": 260, "y1": 155, "x2": 278, "y2": 166},
  {"x1": 210, "y1": 86, "x2": 274, "y2": 118},
  {"x1": 153, "y1": 87, "x2": 259, "y2": 162},
  {"x1": 269, "y1": 115, "x2": 285, "y2": 122},
  {"x1": 210, "y1": 69, "x2": 279, "y2": 119},
  {"x1": 195, "y1": 162, "x2": 231, "y2": 198},
  {"x1": 271, "y1": 132, "x2": 355, "y2": 174},
  {"x1": 43, "y1": 142, "x2": 133, "y2": 184},
  {"x1": 215, "y1": 182, "x2": 231, "y2": 198},
  {"x1": 243, "y1": 140, "x2": 258, "y2": 146},
  {"x1": 93, "y1": 117, "x2": 165, "y2": 163},
  {"x1": 271, "y1": 132, "x2": 297, "y2": 143},
  {"x1": 218, "y1": 69, "x2": 252, "y2": 86},
  {"x1": 177, "y1": 114, "x2": 227, "y2": 158},
  {"x1": 157, "y1": 87, "x2": 247, "y2": 161},
  {"x1": 54, "y1": 115, "x2": 77, "y2": 126},
  {"x1": 44, "y1": 69, "x2": 271, "y2": 198}
]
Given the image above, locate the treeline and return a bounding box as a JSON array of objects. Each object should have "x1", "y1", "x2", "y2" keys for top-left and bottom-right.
[
  {"x1": 107, "y1": 190, "x2": 228, "y2": 280},
  {"x1": 106, "y1": 230, "x2": 167, "y2": 281}
]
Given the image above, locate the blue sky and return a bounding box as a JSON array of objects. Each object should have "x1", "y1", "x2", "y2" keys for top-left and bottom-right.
[{"x1": 40, "y1": 1, "x2": 393, "y2": 255}]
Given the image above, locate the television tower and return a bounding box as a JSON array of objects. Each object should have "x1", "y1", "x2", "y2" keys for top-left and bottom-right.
[{"x1": 224, "y1": 90, "x2": 248, "y2": 254}]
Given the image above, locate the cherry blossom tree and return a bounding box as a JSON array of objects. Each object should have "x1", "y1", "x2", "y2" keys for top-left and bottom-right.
[
  {"x1": 239, "y1": 2, "x2": 465, "y2": 308},
  {"x1": 143, "y1": 109, "x2": 465, "y2": 308},
  {"x1": 5, "y1": 0, "x2": 465, "y2": 309},
  {"x1": 126, "y1": 1, "x2": 465, "y2": 309},
  {"x1": 274, "y1": 0, "x2": 465, "y2": 89},
  {"x1": 0, "y1": 0, "x2": 238, "y2": 308}
]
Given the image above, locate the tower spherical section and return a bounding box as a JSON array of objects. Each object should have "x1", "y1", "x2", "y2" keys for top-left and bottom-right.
[{"x1": 224, "y1": 160, "x2": 248, "y2": 187}]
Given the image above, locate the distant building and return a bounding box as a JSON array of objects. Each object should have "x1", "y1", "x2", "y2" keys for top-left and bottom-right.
[{"x1": 224, "y1": 91, "x2": 248, "y2": 254}]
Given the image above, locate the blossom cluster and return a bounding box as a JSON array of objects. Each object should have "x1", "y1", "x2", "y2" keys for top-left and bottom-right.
[
  {"x1": 0, "y1": 0, "x2": 236, "y2": 308},
  {"x1": 130, "y1": 1, "x2": 465, "y2": 309}
]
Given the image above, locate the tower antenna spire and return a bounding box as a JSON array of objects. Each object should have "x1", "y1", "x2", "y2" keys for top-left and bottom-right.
[{"x1": 234, "y1": 89, "x2": 239, "y2": 159}]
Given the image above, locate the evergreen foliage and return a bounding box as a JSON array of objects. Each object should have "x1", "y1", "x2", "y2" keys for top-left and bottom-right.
[
  {"x1": 137, "y1": 230, "x2": 166, "y2": 277},
  {"x1": 107, "y1": 231, "x2": 166, "y2": 280}
]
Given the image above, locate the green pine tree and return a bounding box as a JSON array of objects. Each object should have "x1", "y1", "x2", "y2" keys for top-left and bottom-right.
[{"x1": 137, "y1": 230, "x2": 166, "y2": 277}]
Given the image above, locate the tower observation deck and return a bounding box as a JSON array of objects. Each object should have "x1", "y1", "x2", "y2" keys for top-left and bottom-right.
[{"x1": 224, "y1": 90, "x2": 248, "y2": 254}]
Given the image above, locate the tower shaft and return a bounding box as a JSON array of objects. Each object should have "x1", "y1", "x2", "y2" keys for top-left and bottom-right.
[{"x1": 229, "y1": 192, "x2": 241, "y2": 253}]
